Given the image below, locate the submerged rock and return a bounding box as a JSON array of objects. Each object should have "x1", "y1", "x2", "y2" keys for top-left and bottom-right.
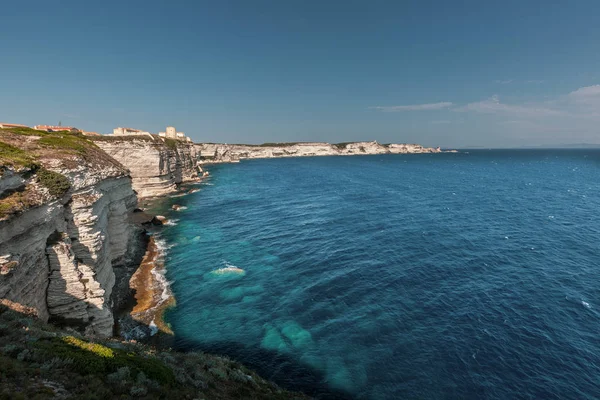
[
  {"x1": 153, "y1": 215, "x2": 167, "y2": 225},
  {"x1": 219, "y1": 285, "x2": 263, "y2": 301},
  {"x1": 261, "y1": 324, "x2": 291, "y2": 353},
  {"x1": 279, "y1": 321, "x2": 314, "y2": 350}
]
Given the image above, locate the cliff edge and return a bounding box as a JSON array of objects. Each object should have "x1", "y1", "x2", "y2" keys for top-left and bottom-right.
[
  {"x1": 92, "y1": 135, "x2": 202, "y2": 198},
  {"x1": 0, "y1": 128, "x2": 139, "y2": 337}
]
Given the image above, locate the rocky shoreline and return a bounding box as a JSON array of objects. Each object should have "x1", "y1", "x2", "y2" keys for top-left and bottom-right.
[
  {"x1": 117, "y1": 187, "x2": 200, "y2": 345},
  {"x1": 0, "y1": 127, "x2": 451, "y2": 398}
]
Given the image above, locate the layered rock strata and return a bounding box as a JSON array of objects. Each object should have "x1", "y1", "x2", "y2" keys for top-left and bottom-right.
[
  {"x1": 93, "y1": 136, "x2": 202, "y2": 198},
  {"x1": 0, "y1": 133, "x2": 139, "y2": 337}
]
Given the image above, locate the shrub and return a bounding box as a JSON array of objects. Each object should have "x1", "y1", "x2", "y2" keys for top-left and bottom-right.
[
  {"x1": 38, "y1": 134, "x2": 94, "y2": 154},
  {"x1": 0, "y1": 142, "x2": 39, "y2": 169},
  {"x1": 333, "y1": 142, "x2": 351, "y2": 149},
  {"x1": 0, "y1": 127, "x2": 47, "y2": 137},
  {"x1": 34, "y1": 336, "x2": 176, "y2": 385},
  {"x1": 163, "y1": 138, "x2": 178, "y2": 150},
  {"x1": 0, "y1": 188, "x2": 40, "y2": 220},
  {"x1": 37, "y1": 169, "x2": 71, "y2": 197}
]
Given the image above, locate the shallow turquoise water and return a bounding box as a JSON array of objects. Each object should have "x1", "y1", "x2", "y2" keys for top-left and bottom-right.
[{"x1": 158, "y1": 150, "x2": 600, "y2": 399}]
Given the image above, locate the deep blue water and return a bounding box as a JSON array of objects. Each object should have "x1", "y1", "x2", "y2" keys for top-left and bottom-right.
[{"x1": 159, "y1": 150, "x2": 600, "y2": 399}]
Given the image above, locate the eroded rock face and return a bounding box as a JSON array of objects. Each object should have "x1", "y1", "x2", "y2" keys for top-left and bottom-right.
[
  {"x1": 94, "y1": 138, "x2": 201, "y2": 198},
  {"x1": 0, "y1": 175, "x2": 137, "y2": 337},
  {"x1": 196, "y1": 141, "x2": 444, "y2": 163}
]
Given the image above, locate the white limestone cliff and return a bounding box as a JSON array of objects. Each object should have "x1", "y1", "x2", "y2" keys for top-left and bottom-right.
[
  {"x1": 0, "y1": 164, "x2": 138, "y2": 337},
  {"x1": 196, "y1": 141, "x2": 444, "y2": 163},
  {"x1": 94, "y1": 136, "x2": 201, "y2": 198}
]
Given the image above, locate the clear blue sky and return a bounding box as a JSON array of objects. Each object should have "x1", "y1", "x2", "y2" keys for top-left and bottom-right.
[{"x1": 1, "y1": 0, "x2": 599, "y2": 147}]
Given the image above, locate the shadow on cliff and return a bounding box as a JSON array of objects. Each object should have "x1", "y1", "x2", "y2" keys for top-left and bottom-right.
[
  {"x1": 35, "y1": 205, "x2": 355, "y2": 398},
  {"x1": 171, "y1": 336, "x2": 355, "y2": 400}
]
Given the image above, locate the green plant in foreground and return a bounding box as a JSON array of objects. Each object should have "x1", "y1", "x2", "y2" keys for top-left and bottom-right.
[
  {"x1": 34, "y1": 336, "x2": 176, "y2": 385},
  {"x1": 37, "y1": 169, "x2": 71, "y2": 197}
]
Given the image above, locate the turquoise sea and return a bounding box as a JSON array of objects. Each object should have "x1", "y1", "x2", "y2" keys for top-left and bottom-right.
[{"x1": 155, "y1": 150, "x2": 600, "y2": 399}]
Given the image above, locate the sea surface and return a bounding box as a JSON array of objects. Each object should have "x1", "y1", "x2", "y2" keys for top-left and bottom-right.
[{"x1": 156, "y1": 150, "x2": 600, "y2": 399}]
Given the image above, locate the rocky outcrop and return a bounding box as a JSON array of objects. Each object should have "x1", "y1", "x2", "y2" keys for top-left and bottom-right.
[
  {"x1": 196, "y1": 141, "x2": 444, "y2": 163},
  {"x1": 93, "y1": 136, "x2": 202, "y2": 198},
  {"x1": 0, "y1": 149, "x2": 138, "y2": 337}
]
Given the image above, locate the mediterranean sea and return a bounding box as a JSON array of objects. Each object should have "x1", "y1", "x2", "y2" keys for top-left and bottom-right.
[{"x1": 157, "y1": 150, "x2": 600, "y2": 399}]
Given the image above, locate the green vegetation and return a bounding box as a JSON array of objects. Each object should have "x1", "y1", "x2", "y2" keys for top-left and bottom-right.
[
  {"x1": 36, "y1": 169, "x2": 70, "y2": 197},
  {"x1": 1, "y1": 127, "x2": 125, "y2": 172},
  {"x1": 0, "y1": 302, "x2": 308, "y2": 399},
  {"x1": 0, "y1": 169, "x2": 69, "y2": 220},
  {"x1": 34, "y1": 336, "x2": 175, "y2": 385},
  {"x1": 259, "y1": 142, "x2": 301, "y2": 147},
  {"x1": 164, "y1": 138, "x2": 179, "y2": 150},
  {"x1": 38, "y1": 133, "x2": 96, "y2": 156},
  {"x1": 0, "y1": 187, "x2": 40, "y2": 220},
  {"x1": 91, "y1": 134, "x2": 155, "y2": 143},
  {"x1": 0, "y1": 127, "x2": 48, "y2": 137},
  {"x1": 0, "y1": 142, "x2": 39, "y2": 169},
  {"x1": 333, "y1": 142, "x2": 351, "y2": 149}
]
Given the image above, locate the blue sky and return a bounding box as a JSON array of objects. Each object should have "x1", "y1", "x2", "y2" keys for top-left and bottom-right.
[{"x1": 1, "y1": 0, "x2": 599, "y2": 147}]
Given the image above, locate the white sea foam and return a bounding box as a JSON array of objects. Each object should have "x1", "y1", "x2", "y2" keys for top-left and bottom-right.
[
  {"x1": 582, "y1": 301, "x2": 591, "y2": 309},
  {"x1": 154, "y1": 236, "x2": 175, "y2": 253},
  {"x1": 163, "y1": 219, "x2": 179, "y2": 226},
  {"x1": 209, "y1": 261, "x2": 246, "y2": 277},
  {"x1": 150, "y1": 235, "x2": 174, "y2": 306},
  {"x1": 149, "y1": 319, "x2": 159, "y2": 336},
  {"x1": 151, "y1": 265, "x2": 172, "y2": 303}
]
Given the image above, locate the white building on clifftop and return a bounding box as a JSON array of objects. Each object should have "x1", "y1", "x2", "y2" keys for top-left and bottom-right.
[
  {"x1": 112, "y1": 127, "x2": 151, "y2": 136},
  {"x1": 158, "y1": 126, "x2": 189, "y2": 141}
]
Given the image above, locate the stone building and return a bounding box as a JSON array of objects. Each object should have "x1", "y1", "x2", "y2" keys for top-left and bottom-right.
[
  {"x1": 34, "y1": 125, "x2": 80, "y2": 133},
  {"x1": 158, "y1": 126, "x2": 187, "y2": 140},
  {"x1": 112, "y1": 127, "x2": 150, "y2": 136},
  {"x1": 0, "y1": 123, "x2": 29, "y2": 129}
]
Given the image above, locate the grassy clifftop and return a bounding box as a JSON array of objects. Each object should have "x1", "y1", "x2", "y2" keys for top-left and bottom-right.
[
  {"x1": 0, "y1": 128, "x2": 127, "y2": 220},
  {"x1": 0, "y1": 301, "x2": 308, "y2": 399},
  {"x1": 0, "y1": 127, "x2": 122, "y2": 171}
]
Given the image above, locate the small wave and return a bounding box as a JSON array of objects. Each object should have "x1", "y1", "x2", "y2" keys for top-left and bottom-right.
[
  {"x1": 154, "y1": 236, "x2": 175, "y2": 253},
  {"x1": 151, "y1": 265, "x2": 172, "y2": 303},
  {"x1": 163, "y1": 219, "x2": 179, "y2": 226},
  {"x1": 149, "y1": 319, "x2": 159, "y2": 336},
  {"x1": 582, "y1": 301, "x2": 592, "y2": 309},
  {"x1": 209, "y1": 261, "x2": 246, "y2": 276},
  {"x1": 149, "y1": 235, "x2": 175, "y2": 306},
  {"x1": 202, "y1": 182, "x2": 214, "y2": 186}
]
